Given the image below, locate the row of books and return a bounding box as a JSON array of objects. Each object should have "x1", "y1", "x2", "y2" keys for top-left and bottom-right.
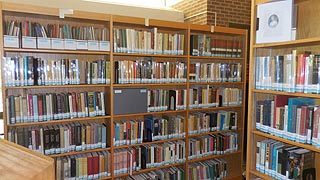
[
  {"x1": 188, "y1": 133, "x2": 238, "y2": 159},
  {"x1": 113, "y1": 27, "x2": 184, "y2": 55},
  {"x1": 5, "y1": 20, "x2": 110, "y2": 40},
  {"x1": 256, "y1": 139, "x2": 315, "y2": 180},
  {"x1": 190, "y1": 34, "x2": 242, "y2": 57},
  {"x1": 189, "y1": 62, "x2": 242, "y2": 82},
  {"x1": 189, "y1": 86, "x2": 242, "y2": 108},
  {"x1": 6, "y1": 91, "x2": 106, "y2": 124},
  {"x1": 8, "y1": 122, "x2": 107, "y2": 155},
  {"x1": 188, "y1": 111, "x2": 238, "y2": 135},
  {"x1": 147, "y1": 89, "x2": 187, "y2": 112},
  {"x1": 114, "y1": 59, "x2": 187, "y2": 84},
  {"x1": 255, "y1": 95, "x2": 320, "y2": 147},
  {"x1": 114, "y1": 141, "x2": 186, "y2": 175},
  {"x1": 116, "y1": 166, "x2": 185, "y2": 180},
  {"x1": 188, "y1": 159, "x2": 227, "y2": 180},
  {"x1": 113, "y1": 115, "x2": 185, "y2": 146},
  {"x1": 255, "y1": 52, "x2": 320, "y2": 93},
  {"x1": 56, "y1": 151, "x2": 111, "y2": 180},
  {"x1": 3, "y1": 56, "x2": 111, "y2": 87}
]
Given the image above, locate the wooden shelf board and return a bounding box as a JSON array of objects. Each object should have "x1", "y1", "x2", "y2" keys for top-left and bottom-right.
[
  {"x1": 188, "y1": 129, "x2": 241, "y2": 138},
  {"x1": 253, "y1": 36, "x2": 320, "y2": 49},
  {"x1": 189, "y1": 56, "x2": 244, "y2": 61},
  {"x1": 5, "y1": 84, "x2": 111, "y2": 89},
  {"x1": 188, "y1": 105, "x2": 242, "y2": 112},
  {"x1": 113, "y1": 52, "x2": 187, "y2": 58},
  {"x1": 187, "y1": 150, "x2": 241, "y2": 163},
  {"x1": 98, "y1": 176, "x2": 112, "y2": 180},
  {"x1": 7, "y1": 115, "x2": 111, "y2": 127},
  {"x1": 249, "y1": 169, "x2": 276, "y2": 180},
  {"x1": 252, "y1": 89, "x2": 320, "y2": 98},
  {"x1": 113, "y1": 110, "x2": 186, "y2": 118},
  {"x1": 189, "y1": 82, "x2": 244, "y2": 86},
  {"x1": 4, "y1": 48, "x2": 109, "y2": 55},
  {"x1": 113, "y1": 83, "x2": 187, "y2": 88},
  {"x1": 0, "y1": 139, "x2": 55, "y2": 180},
  {"x1": 114, "y1": 137, "x2": 186, "y2": 149},
  {"x1": 253, "y1": 130, "x2": 320, "y2": 153},
  {"x1": 49, "y1": 147, "x2": 111, "y2": 158},
  {"x1": 189, "y1": 24, "x2": 247, "y2": 35},
  {"x1": 113, "y1": 162, "x2": 184, "y2": 178}
]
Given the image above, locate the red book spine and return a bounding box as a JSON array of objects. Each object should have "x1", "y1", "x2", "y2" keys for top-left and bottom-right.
[
  {"x1": 93, "y1": 154, "x2": 99, "y2": 175},
  {"x1": 38, "y1": 94, "x2": 43, "y2": 117},
  {"x1": 28, "y1": 94, "x2": 34, "y2": 117},
  {"x1": 87, "y1": 155, "x2": 93, "y2": 175}
]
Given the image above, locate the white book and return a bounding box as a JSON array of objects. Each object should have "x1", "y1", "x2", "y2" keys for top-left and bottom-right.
[{"x1": 256, "y1": 0, "x2": 293, "y2": 43}]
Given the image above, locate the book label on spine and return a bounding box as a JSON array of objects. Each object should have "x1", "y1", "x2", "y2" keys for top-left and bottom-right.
[
  {"x1": 37, "y1": 37, "x2": 51, "y2": 49},
  {"x1": 3, "y1": 35, "x2": 19, "y2": 48},
  {"x1": 22, "y1": 36, "x2": 37, "y2": 49}
]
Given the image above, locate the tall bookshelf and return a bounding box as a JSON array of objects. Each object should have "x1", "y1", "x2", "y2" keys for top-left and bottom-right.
[
  {"x1": 246, "y1": 0, "x2": 320, "y2": 179},
  {"x1": 0, "y1": 2, "x2": 247, "y2": 180}
]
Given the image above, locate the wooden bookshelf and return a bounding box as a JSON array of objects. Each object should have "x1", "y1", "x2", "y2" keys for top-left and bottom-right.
[
  {"x1": 0, "y1": 2, "x2": 247, "y2": 179},
  {"x1": 247, "y1": 0, "x2": 320, "y2": 179},
  {"x1": 0, "y1": 139, "x2": 54, "y2": 180}
]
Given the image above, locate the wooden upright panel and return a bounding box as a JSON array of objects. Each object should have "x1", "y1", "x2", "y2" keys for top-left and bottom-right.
[{"x1": 0, "y1": 139, "x2": 55, "y2": 180}]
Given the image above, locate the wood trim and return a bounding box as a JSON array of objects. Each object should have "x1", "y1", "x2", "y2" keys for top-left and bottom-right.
[
  {"x1": 253, "y1": 130, "x2": 320, "y2": 153},
  {"x1": 112, "y1": 14, "x2": 145, "y2": 25},
  {"x1": 65, "y1": 10, "x2": 110, "y2": 21},
  {"x1": 149, "y1": 19, "x2": 188, "y2": 29},
  {"x1": 253, "y1": 36, "x2": 320, "y2": 48},
  {"x1": 2, "y1": 2, "x2": 59, "y2": 16},
  {"x1": 246, "y1": 0, "x2": 257, "y2": 178},
  {"x1": 189, "y1": 24, "x2": 247, "y2": 35},
  {"x1": 0, "y1": 138, "x2": 53, "y2": 161}
]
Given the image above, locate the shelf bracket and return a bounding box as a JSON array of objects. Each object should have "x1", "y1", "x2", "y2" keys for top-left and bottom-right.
[
  {"x1": 145, "y1": 18, "x2": 149, "y2": 27},
  {"x1": 59, "y1": 9, "x2": 74, "y2": 18},
  {"x1": 211, "y1": 26, "x2": 215, "y2": 33}
]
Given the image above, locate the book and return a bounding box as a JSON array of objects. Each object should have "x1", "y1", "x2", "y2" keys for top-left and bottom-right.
[{"x1": 256, "y1": 0, "x2": 294, "y2": 43}]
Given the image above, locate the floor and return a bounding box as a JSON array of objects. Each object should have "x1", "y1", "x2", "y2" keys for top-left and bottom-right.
[{"x1": 0, "y1": 119, "x2": 3, "y2": 139}]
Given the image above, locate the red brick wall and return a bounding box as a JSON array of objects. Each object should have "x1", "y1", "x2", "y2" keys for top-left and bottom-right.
[
  {"x1": 208, "y1": 0, "x2": 251, "y2": 26},
  {"x1": 172, "y1": 0, "x2": 208, "y2": 25},
  {"x1": 173, "y1": 0, "x2": 251, "y2": 27}
]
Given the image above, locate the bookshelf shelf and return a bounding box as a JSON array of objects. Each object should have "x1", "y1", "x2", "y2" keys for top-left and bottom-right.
[
  {"x1": 188, "y1": 129, "x2": 241, "y2": 138},
  {"x1": 189, "y1": 82, "x2": 244, "y2": 86},
  {"x1": 98, "y1": 176, "x2": 112, "y2": 180},
  {"x1": 188, "y1": 105, "x2": 242, "y2": 112},
  {"x1": 5, "y1": 84, "x2": 111, "y2": 89},
  {"x1": 252, "y1": 36, "x2": 320, "y2": 49},
  {"x1": 49, "y1": 147, "x2": 112, "y2": 158},
  {"x1": 113, "y1": 162, "x2": 185, "y2": 179},
  {"x1": 252, "y1": 89, "x2": 320, "y2": 98},
  {"x1": 113, "y1": 52, "x2": 187, "y2": 58},
  {"x1": 249, "y1": 169, "x2": 276, "y2": 180},
  {"x1": 253, "y1": 130, "x2": 320, "y2": 153},
  {"x1": 113, "y1": 137, "x2": 186, "y2": 149},
  {"x1": 7, "y1": 115, "x2": 111, "y2": 127},
  {"x1": 187, "y1": 150, "x2": 241, "y2": 163},
  {"x1": 4, "y1": 48, "x2": 110, "y2": 55},
  {"x1": 0, "y1": 2, "x2": 247, "y2": 179},
  {"x1": 113, "y1": 83, "x2": 187, "y2": 88},
  {"x1": 189, "y1": 56, "x2": 243, "y2": 61},
  {"x1": 113, "y1": 110, "x2": 186, "y2": 118}
]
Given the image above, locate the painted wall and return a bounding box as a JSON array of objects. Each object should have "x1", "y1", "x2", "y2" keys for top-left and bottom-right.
[{"x1": 0, "y1": 0, "x2": 184, "y2": 22}]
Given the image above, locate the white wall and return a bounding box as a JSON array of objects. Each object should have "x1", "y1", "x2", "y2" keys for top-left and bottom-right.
[{"x1": 0, "y1": 0, "x2": 184, "y2": 22}]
